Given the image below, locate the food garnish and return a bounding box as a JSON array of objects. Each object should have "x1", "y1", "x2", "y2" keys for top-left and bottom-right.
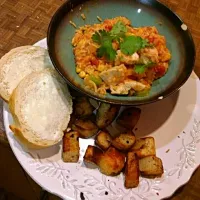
[
  {"x1": 120, "y1": 36, "x2": 150, "y2": 55},
  {"x1": 92, "y1": 22, "x2": 151, "y2": 61},
  {"x1": 134, "y1": 62, "x2": 155, "y2": 74}
]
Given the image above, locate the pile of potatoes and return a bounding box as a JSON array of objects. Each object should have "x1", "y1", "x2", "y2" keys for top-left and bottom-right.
[{"x1": 62, "y1": 96, "x2": 163, "y2": 188}]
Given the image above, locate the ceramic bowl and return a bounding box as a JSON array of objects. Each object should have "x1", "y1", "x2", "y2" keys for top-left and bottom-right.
[{"x1": 47, "y1": 0, "x2": 195, "y2": 105}]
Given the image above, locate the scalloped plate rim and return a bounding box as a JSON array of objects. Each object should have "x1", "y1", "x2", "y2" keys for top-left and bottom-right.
[{"x1": 2, "y1": 38, "x2": 200, "y2": 200}]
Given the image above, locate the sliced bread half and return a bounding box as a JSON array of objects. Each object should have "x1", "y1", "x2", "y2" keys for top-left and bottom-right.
[
  {"x1": 0, "y1": 46, "x2": 53, "y2": 101},
  {"x1": 9, "y1": 68, "x2": 72, "y2": 149}
]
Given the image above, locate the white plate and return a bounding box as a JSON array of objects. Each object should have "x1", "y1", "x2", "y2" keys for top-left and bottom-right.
[{"x1": 3, "y1": 38, "x2": 200, "y2": 200}]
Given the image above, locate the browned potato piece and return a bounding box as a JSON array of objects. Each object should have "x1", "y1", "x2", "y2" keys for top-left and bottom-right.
[
  {"x1": 131, "y1": 137, "x2": 156, "y2": 158},
  {"x1": 97, "y1": 147, "x2": 125, "y2": 176},
  {"x1": 62, "y1": 131, "x2": 80, "y2": 163},
  {"x1": 74, "y1": 96, "x2": 95, "y2": 117},
  {"x1": 116, "y1": 107, "x2": 141, "y2": 129},
  {"x1": 96, "y1": 103, "x2": 120, "y2": 128},
  {"x1": 139, "y1": 156, "x2": 164, "y2": 177},
  {"x1": 125, "y1": 152, "x2": 139, "y2": 188},
  {"x1": 112, "y1": 131, "x2": 136, "y2": 151},
  {"x1": 83, "y1": 145, "x2": 103, "y2": 166},
  {"x1": 72, "y1": 116, "x2": 99, "y2": 138},
  {"x1": 95, "y1": 130, "x2": 112, "y2": 150},
  {"x1": 67, "y1": 111, "x2": 77, "y2": 129}
]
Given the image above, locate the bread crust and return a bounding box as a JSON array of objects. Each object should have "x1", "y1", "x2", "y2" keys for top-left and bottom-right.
[
  {"x1": 8, "y1": 68, "x2": 72, "y2": 148},
  {"x1": 9, "y1": 125, "x2": 50, "y2": 149}
]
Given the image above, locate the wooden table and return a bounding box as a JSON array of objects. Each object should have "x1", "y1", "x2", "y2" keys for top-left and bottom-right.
[{"x1": 0, "y1": 0, "x2": 200, "y2": 199}]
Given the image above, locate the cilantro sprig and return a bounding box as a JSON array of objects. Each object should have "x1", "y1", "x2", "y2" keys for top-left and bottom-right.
[
  {"x1": 92, "y1": 30, "x2": 111, "y2": 44},
  {"x1": 92, "y1": 30, "x2": 116, "y2": 61},
  {"x1": 97, "y1": 40, "x2": 116, "y2": 61},
  {"x1": 110, "y1": 21, "x2": 127, "y2": 39},
  {"x1": 120, "y1": 36, "x2": 152, "y2": 55},
  {"x1": 134, "y1": 62, "x2": 155, "y2": 74},
  {"x1": 92, "y1": 21, "x2": 152, "y2": 61}
]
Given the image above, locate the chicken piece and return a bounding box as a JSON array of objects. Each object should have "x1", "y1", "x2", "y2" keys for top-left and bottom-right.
[
  {"x1": 125, "y1": 152, "x2": 139, "y2": 188},
  {"x1": 110, "y1": 83, "x2": 130, "y2": 95},
  {"x1": 62, "y1": 131, "x2": 80, "y2": 163},
  {"x1": 97, "y1": 147, "x2": 126, "y2": 176},
  {"x1": 110, "y1": 80, "x2": 148, "y2": 95},
  {"x1": 139, "y1": 47, "x2": 159, "y2": 63},
  {"x1": 115, "y1": 50, "x2": 139, "y2": 65},
  {"x1": 124, "y1": 80, "x2": 149, "y2": 91},
  {"x1": 99, "y1": 65, "x2": 126, "y2": 86}
]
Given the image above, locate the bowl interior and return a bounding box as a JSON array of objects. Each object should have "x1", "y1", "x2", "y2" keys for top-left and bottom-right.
[{"x1": 48, "y1": 0, "x2": 195, "y2": 105}]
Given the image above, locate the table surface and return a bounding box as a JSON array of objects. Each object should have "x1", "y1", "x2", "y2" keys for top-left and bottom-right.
[{"x1": 0, "y1": 0, "x2": 200, "y2": 199}]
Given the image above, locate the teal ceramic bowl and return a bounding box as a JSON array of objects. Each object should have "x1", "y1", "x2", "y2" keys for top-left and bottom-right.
[{"x1": 47, "y1": 0, "x2": 195, "y2": 105}]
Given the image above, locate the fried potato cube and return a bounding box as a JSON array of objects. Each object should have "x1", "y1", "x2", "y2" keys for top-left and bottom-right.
[
  {"x1": 125, "y1": 152, "x2": 139, "y2": 188},
  {"x1": 83, "y1": 145, "x2": 103, "y2": 166},
  {"x1": 116, "y1": 107, "x2": 141, "y2": 129},
  {"x1": 139, "y1": 156, "x2": 164, "y2": 177},
  {"x1": 74, "y1": 96, "x2": 95, "y2": 117},
  {"x1": 67, "y1": 110, "x2": 77, "y2": 129},
  {"x1": 96, "y1": 103, "x2": 120, "y2": 128},
  {"x1": 72, "y1": 116, "x2": 99, "y2": 138},
  {"x1": 131, "y1": 137, "x2": 156, "y2": 158},
  {"x1": 112, "y1": 131, "x2": 136, "y2": 151},
  {"x1": 62, "y1": 131, "x2": 80, "y2": 163},
  {"x1": 98, "y1": 147, "x2": 125, "y2": 176},
  {"x1": 95, "y1": 130, "x2": 112, "y2": 150}
]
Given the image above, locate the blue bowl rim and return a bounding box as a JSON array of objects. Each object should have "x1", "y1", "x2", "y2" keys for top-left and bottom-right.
[{"x1": 47, "y1": 0, "x2": 196, "y2": 106}]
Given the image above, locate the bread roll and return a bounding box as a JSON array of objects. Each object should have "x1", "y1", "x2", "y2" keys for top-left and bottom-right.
[
  {"x1": 9, "y1": 68, "x2": 72, "y2": 149},
  {"x1": 0, "y1": 46, "x2": 53, "y2": 101}
]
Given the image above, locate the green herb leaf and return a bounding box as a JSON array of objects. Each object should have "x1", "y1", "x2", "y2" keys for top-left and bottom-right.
[
  {"x1": 92, "y1": 30, "x2": 116, "y2": 61},
  {"x1": 92, "y1": 32, "x2": 101, "y2": 44},
  {"x1": 110, "y1": 21, "x2": 127, "y2": 37},
  {"x1": 91, "y1": 26, "x2": 151, "y2": 61},
  {"x1": 141, "y1": 39, "x2": 149, "y2": 48},
  {"x1": 89, "y1": 75, "x2": 102, "y2": 86},
  {"x1": 141, "y1": 39, "x2": 154, "y2": 48},
  {"x1": 97, "y1": 45, "x2": 116, "y2": 61},
  {"x1": 96, "y1": 39, "x2": 116, "y2": 61},
  {"x1": 120, "y1": 36, "x2": 152, "y2": 55},
  {"x1": 134, "y1": 62, "x2": 155, "y2": 74},
  {"x1": 120, "y1": 36, "x2": 141, "y2": 55},
  {"x1": 92, "y1": 30, "x2": 111, "y2": 44},
  {"x1": 134, "y1": 64, "x2": 147, "y2": 74}
]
